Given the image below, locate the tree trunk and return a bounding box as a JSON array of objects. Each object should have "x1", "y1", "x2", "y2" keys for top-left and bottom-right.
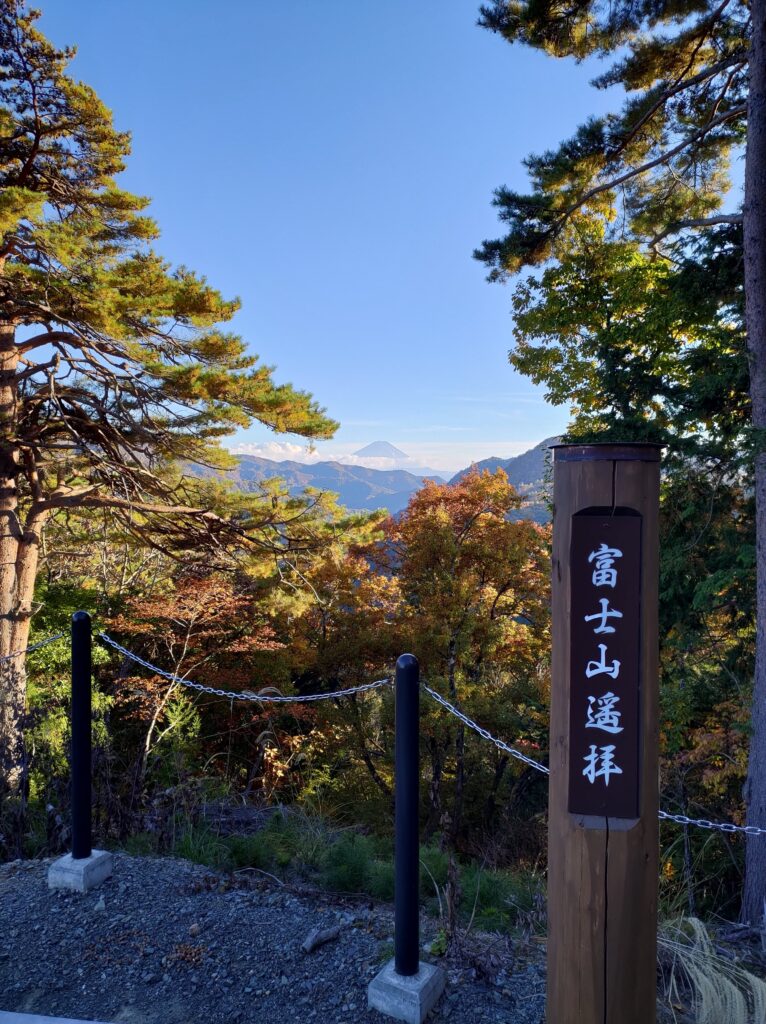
[
  {"x1": 743, "y1": 0, "x2": 766, "y2": 925},
  {"x1": 447, "y1": 642, "x2": 466, "y2": 844},
  {"x1": 346, "y1": 695, "x2": 392, "y2": 801},
  {"x1": 0, "y1": 322, "x2": 43, "y2": 800},
  {"x1": 424, "y1": 736, "x2": 444, "y2": 840},
  {"x1": 0, "y1": 321, "x2": 23, "y2": 795},
  {"x1": 483, "y1": 753, "x2": 509, "y2": 829}
]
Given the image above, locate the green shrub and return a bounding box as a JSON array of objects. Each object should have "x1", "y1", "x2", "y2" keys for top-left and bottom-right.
[
  {"x1": 368, "y1": 858, "x2": 395, "y2": 901},
  {"x1": 123, "y1": 832, "x2": 158, "y2": 856},
  {"x1": 461, "y1": 864, "x2": 541, "y2": 932},
  {"x1": 319, "y1": 832, "x2": 373, "y2": 892},
  {"x1": 173, "y1": 824, "x2": 230, "y2": 869},
  {"x1": 225, "y1": 832, "x2": 274, "y2": 871},
  {"x1": 419, "y1": 843, "x2": 449, "y2": 900}
]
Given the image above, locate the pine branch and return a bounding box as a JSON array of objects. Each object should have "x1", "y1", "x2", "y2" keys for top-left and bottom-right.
[
  {"x1": 560, "y1": 104, "x2": 746, "y2": 225},
  {"x1": 651, "y1": 213, "x2": 743, "y2": 245}
]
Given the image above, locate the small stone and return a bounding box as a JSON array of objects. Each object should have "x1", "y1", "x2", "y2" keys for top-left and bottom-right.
[
  {"x1": 189, "y1": 922, "x2": 201, "y2": 937},
  {"x1": 94, "y1": 896, "x2": 106, "y2": 912}
]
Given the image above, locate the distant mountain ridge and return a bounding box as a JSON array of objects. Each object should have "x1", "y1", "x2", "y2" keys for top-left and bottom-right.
[
  {"x1": 450, "y1": 436, "x2": 558, "y2": 488},
  {"x1": 450, "y1": 436, "x2": 558, "y2": 524},
  {"x1": 193, "y1": 438, "x2": 558, "y2": 518},
  {"x1": 206, "y1": 455, "x2": 431, "y2": 514}
]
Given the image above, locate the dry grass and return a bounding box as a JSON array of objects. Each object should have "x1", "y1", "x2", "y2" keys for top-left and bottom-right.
[{"x1": 658, "y1": 917, "x2": 766, "y2": 1024}]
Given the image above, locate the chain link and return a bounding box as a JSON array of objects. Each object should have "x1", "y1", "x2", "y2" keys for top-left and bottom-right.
[
  {"x1": 658, "y1": 809, "x2": 766, "y2": 837},
  {"x1": 97, "y1": 632, "x2": 392, "y2": 703},
  {"x1": 421, "y1": 683, "x2": 550, "y2": 775},
  {"x1": 0, "y1": 632, "x2": 66, "y2": 663},
  {"x1": 423, "y1": 684, "x2": 766, "y2": 837}
]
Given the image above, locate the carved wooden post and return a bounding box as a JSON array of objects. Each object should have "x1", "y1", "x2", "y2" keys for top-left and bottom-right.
[{"x1": 548, "y1": 443, "x2": 661, "y2": 1024}]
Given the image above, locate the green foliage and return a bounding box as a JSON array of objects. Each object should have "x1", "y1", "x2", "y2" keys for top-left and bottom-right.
[
  {"x1": 419, "y1": 844, "x2": 450, "y2": 897},
  {"x1": 511, "y1": 221, "x2": 749, "y2": 464},
  {"x1": 168, "y1": 812, "x2": 541, "y2": 937},
  {"x1": 367, "y1": 858, "x2": 396, "y2": 902},
  {"x1": 460, "y1": 863, "x2": 540, "y2": 933},
  {"x1": 122, "y1": 832, "x2": 157, "y2": 857},
  {"x1": 476, "y1": 0, "x2": 755, "y2": 912},
  {"x1": 475, "y1": 0, "x2": 745, "y2": 278},
  {"x1": 0, "y1": 0, "x2": 338, "y2": 618},
  {"x1": 319, "y1": 832, "x2": 376, "y2": 893},
  {"x1": 173, "y1": 824, "x2": 230, "y2": 870},
  {"x1": 225, "y1": 811, "x2": 344, "y2": 877}
]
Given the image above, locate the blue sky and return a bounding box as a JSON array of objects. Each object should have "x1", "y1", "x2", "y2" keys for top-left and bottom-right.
[{"x1": 41, "y1": 1, "x2": 616, "y2": 472}]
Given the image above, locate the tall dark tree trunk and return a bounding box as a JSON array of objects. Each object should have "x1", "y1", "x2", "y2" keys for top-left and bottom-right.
[
  {"x1": 0, "y1": 322, "x2": 43, "y2": 800},
  {"x1": 0, "y1": 321, "x2": 24, "y2": 797},
  {"x1": 743, "y1": 0, "x2": 766, "y2": 925},
  {"x1": 483, "y1": 754, "x2": 509, "y2": 829}
]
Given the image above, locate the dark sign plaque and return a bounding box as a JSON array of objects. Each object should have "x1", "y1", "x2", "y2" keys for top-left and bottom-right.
[{"x1": 568, "y1": 511, "x2": 642, "y2": 819}]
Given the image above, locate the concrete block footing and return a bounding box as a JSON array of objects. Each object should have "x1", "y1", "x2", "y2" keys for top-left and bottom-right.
[
  {"x1": 47, "y1": 850, "x2": 113, "y2": 893},
  {"x1": 367, "y1": 959, "x2": 446, "y2": 1023}
]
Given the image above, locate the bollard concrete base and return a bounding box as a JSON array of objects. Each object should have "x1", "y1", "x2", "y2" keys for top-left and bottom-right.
[
  {"x1": 367, "y1": 959, "x2": 446, "y2": 1024},
  {"x1": 47, "y1": 850, "x2": 113, "y2": 893}
]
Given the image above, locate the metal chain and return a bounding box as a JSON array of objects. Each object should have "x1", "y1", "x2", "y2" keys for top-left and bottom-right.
[
  {"x1": 95, "y1": 633, "x2": 766, "y2": 837},
  {"x1": 97, "y1": 632, "x2": 392, "y2": 703},
  {"x1": 423, "y1": 684, "x2": 766, "y2": 837},
  {"x1": 658, "y1": 809, "x2": 766, "y2": 837},
  {"x1": 0, "y1": 632, "x2": 66, "y2": 663},
  {"x1": 421, "y1": 683, "x2": 550, "y2": 775}
]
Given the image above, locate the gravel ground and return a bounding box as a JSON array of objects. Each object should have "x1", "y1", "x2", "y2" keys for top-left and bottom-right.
[{"x1": 0, "y1": 855, "x2": 546, "y2": 1024}]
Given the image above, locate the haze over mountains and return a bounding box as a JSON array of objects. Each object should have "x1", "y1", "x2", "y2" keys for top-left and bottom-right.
[
  {"x1": 351, "y1": 441, "x2": 448, "y2": 480},
  {"x1": 209, "y1": 438, "x2": 556, "y2": 520}
]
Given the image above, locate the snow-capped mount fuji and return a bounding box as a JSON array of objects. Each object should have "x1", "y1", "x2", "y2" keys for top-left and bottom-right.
[
  {"x1": 352, "y1": 441, "x2": 447, "y2": 480},
  {"x1": 354, "y1": 441, "x2": 409, "y2": 460}
]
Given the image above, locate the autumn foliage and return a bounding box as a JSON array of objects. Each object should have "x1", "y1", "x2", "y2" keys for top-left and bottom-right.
[{"x1": 15, "y1": 470, "x2": 552, "y2": 867}]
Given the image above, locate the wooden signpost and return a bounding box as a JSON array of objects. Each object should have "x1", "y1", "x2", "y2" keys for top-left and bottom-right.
[{"x1": 548, "y1": 443, "x2": 661, "y2": 1024}]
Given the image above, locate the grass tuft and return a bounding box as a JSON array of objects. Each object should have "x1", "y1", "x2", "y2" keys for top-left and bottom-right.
[{"x1": 658, "y1": 917, "x2": 766, "y2": 1024}]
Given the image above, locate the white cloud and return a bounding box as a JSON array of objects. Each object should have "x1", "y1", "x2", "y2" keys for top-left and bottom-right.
[{"x1": 230, "y1": 441, "x2": 324, "y2": 462}]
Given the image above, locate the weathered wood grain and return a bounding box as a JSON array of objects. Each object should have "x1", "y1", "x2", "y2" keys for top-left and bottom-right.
[{"x1": 547, "y1": 445, "x2": 660, "y2": 1024}]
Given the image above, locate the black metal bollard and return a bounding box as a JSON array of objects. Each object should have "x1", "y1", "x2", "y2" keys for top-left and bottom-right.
[
  {"x1": 71, "y1": 611, "x2": 92, "y2": 860},
  {"x1": 394, "y1": 653, "x2": 420, "y2": 976}
]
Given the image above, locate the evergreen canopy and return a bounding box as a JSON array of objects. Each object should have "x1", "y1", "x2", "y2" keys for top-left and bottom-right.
[
  {"x1": 0, "y1": 0, "x2": 337, "y2": 553},
  {"x1": 476, "y1": 0, "x2": 747, "y2": 277}
]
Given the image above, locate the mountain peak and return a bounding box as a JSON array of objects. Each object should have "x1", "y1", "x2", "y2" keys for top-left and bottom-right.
[{"x1": 354, "y1": 441, "x2": 408, "y2": 459}]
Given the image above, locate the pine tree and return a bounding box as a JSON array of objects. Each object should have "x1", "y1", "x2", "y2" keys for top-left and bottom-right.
[
  {"x1": 475, "y1": 0, "x2": 766, "y2": 920},
  {"x1": 0, "y1": 2, "x2": 336, "y2": 794}
]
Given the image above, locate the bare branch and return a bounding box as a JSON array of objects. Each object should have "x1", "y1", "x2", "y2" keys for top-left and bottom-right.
[
  {"x1": 15, "y1": 330, "x2": 80, "y2": 353},
  {"x1": 650, "y1": 212, "x2": 743, "y2": 245}
]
